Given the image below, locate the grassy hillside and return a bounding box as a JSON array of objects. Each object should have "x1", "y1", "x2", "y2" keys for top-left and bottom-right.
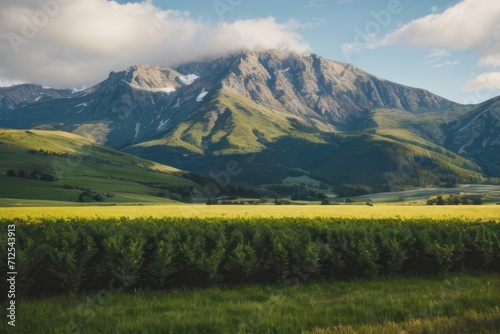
[
  {"x1": 0, "y1": 129, "x2": 201, "y2": 204},
  {"x1": 307, "y1": 132, "x2": 489, "y2": 191},
  {"x1": 130, "y1": 89, "x2": 330, "y2": 156},
  {"x1": 360, "y1": 107, "x2": 473, "y2": 146}
]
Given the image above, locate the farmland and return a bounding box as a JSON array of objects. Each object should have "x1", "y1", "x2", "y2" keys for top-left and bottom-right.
[
  {"x1": 1, "y1": 214, "x2": 499, "y2": 333},
  {"x1": 1, "y1": 203, "x2": 499, "y2": 221},
  {"x1": 1, "y1": 185, "x2": 499, "y2": 333}
]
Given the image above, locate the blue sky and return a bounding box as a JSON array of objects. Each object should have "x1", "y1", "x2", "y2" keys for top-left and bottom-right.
[{"x1": 1, "y1": 0, "x2": 499, "y2": 103}]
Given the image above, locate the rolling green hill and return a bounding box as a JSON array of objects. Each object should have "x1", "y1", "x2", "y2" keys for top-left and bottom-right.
[{"x1": 0, "y1": 129, "x2": 201, "y2": 204}]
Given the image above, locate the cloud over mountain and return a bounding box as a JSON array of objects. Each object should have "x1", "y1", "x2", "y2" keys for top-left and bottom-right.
[
  {"x1": 377, "y1": 0, "x2": 500, "y2": 90},
  {"x1": 0, "y1": 0, "x2": 309, "y2": 88}
]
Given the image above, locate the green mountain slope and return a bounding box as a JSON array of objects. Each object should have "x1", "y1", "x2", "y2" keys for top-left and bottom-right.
[
  {"x1": 305, "y1": 133, "x2": 489, "y2": 192},
  {"x1": 0, "y1": 129, "x2": 201, "y2": 204},
  {"x1": 126, "y1": 92, "x2": 494, "y2": 188},
  {"x1": 356, "y1": 105, "x2": 500, "y2": 178},
  {"x1": 129, "y1": 89, "x2": 331, "y2": 156}
]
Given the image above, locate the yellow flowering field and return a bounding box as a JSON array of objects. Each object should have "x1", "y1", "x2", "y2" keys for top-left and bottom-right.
[{"x1": 1, "y1": 204, "x2": 498, "y2": 221}]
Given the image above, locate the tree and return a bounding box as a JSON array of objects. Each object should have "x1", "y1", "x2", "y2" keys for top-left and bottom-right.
[
  {"x1": 436, "y1": 195, "x2": 445, "y2": 205},
  {"x1": 79, "y1": 192, "x2": 95, "y2": 202},
  {"x1": 6, "y1": 169, "x2": 16, "y2": 177},
  {"x1": 206, "y1": 198, "x2": 218, "y2": 205},
  {"x1": 94, "y1": 193, "x2": 104, "y2": 202},
  {"x1": 40, "y1": 174, "x2": 57, "y2": 182}
]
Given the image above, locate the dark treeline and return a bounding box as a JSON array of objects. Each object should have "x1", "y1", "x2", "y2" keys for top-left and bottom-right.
[{"x1": 6, "y1": 169, "x2": 57, "y2": 181}]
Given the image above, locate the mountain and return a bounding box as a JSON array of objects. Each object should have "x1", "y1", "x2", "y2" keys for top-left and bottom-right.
[
  {"x1": 445, "y1": 97, "x2": 500, "y2": 175},
  {"x1": 0, "y1": 129, "x2": 201, "y2": 203},
  {"x1": 0, "y1": 84, "x2": 73, "y2": 110},
  {"x1": 0, "y1": 50, "x2": 457, "y2": 148},
  {"x1": 0, "y1": 50, "x2": 498, "y2": 190}
]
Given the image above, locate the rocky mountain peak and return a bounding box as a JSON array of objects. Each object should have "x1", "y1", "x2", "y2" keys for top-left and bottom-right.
[
  {"x1": 174, "y1": 49, "x2": 458, "y2": 125},
  {"x1": 103, "y1": 65, "x2": 182, "y2": 93}
]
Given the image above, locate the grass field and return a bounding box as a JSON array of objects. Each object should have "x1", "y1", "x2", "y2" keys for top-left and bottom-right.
[
  {"x1": 1, "y1": 203, "x2": 498, "y2": 221},
  {"x1": 8, "y1": 275, "x2": 500, "y2": 333}
]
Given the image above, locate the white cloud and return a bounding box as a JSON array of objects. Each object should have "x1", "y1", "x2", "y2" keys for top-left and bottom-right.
[
  {"x1": 0, "y1": 0, "x2": 309, "y2": 88},
  {"x1": 377, "y1": 0, "x2": 500, "y2": 68},
  {"x1": 422, "y1": 48, "x2": 451, "y2": 64},
  {"x1": 432, "y1": 61, "x2": 460, "y2": 68},
  {"x1": 378, "y1": 0, "x2": 499, "y2": 48},
  {"x1": 0, "y1": 78, "x2": 20, "y2": 87},
  {"x1": 305, "y1": 0, "x2": 326, "y2": 8},
  {"x1": 430, "y1": 6, "x2": 439, "y2": 14},
  {"x1": 478, "y1": 54, "x2": 500, "y2": 68},
  {"x1": 287, "y1": 17, "x2": 326, "y2": 29},
  {"x1": 360, "y1": 0, "x2": 499, "y2": 99},
  {"x1": 425, "y1": 49, "x2": 451, "y2": 60},
  {"x1": 462, "y1": 72, "x2": 500, "y2": 91}
]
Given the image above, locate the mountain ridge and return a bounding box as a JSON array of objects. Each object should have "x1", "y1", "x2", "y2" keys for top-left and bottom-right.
[{"x1": 0, "y1": 49, "x2": 498, "y2": 188}]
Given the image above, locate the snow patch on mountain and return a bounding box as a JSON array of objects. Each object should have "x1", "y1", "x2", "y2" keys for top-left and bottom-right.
[
  {"x1": 174, "y1": 98, "x2": 181, "y2": 108},
  {"x1": 156, "y1": 87, "x2": 176, "y2": 93},
  {"x1": 75, "y1": 101, "x2": 91, "y2": 108},
  {"x1": 178, "y1": 74, "x2": 199, "y2": 85},
  {"x1": 72, "y1": 86, "x2": 87, "y2": 93},
  {"x1": 196, "y1": 88, "x2": 208, "y2": 102},
  {"x1": 157, "y1": 118, "x2": 170, "y2": 131},
  {"x1": 135, "y1": 122, "x2": 141, "y2": 139},
  {"x1": 143, "y1": 86, "x2": 176, "y2": 93}
]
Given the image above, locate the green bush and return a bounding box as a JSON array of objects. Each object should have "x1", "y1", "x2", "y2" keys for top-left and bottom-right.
[{"x1": 1, "y1": 217, "x2": 499, "y2": 297}]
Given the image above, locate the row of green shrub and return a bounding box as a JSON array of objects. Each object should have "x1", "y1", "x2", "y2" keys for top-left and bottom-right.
[
  {"x1": 427, "y1": 194, "x2": 482, "y2": 205},
  {"x1": 1, "y1": 217, "x2": 499, "y2": 297}
]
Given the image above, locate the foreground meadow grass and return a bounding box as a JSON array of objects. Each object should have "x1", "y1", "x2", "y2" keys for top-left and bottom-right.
[
  {"x1": 1, "y1": 204, "x2": 499, "y2": 221},
  {"x1": 10, "y1": 275, "x2": 500, "y2": 334}
]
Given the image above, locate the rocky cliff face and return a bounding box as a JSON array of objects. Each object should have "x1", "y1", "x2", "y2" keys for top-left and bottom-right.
[{"x1": 177, "y1": 50, "x2": 457, "y2": 126}]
